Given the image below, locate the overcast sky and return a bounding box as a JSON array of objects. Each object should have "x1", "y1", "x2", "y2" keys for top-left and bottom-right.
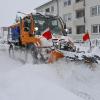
[{"x1": 0, "y1": 0, "x2": 49, "y2": 27}]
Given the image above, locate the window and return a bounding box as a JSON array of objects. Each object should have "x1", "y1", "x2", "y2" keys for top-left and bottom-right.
[
  {"x1": 64, "y1": 0, "x2": 71, "y2": 6},
  {"x1": 99, "y1": 25, "x2": 100, "y2": 33},
  {"x1": 68, "y1": 13, "x2": 72, "y2": 21},
  {"x1": 68, "y1": 27, "x2": 72, "y2": 34},
  {"x1": 63, "y1": 14, "x2": 67, "y2": 22},
  {"x1": 76, "y1": 0, "x2": 83, "y2": 3},
  {"x1": 76, "y1": 25, "x2": 85, "y2": 34},
  {"x1": 51, "y1": 6, "x2": 54, "y2": 12},
  {"x1": 92, "y1": 25, "x2": 98, "y2": 33},
  {"x1": 49, "y1": 18, "x2": 62, "y2": 35},
  {"x1": 63, "y1": 13, "x2": 72, "y2": 22},
  {"x1": 24, "y1": 17, "x2": 31, "y2": 32},
  {"x1": 91, "y1": 6, "x2": 98, "y2": 16},
  {"x1": 33, "y1": 15, "x2": 47, "y2": 35},
  {"x1": 64, "y1": 0, "x2": 67, "y2": 6},
  {"x1": 91, "y1": 24, "x2": 100, "y2": 33},
  {"x1": 76, "y1": 9, "x2": 85, "y2": 18},
  {"x1": 98, "y1": 5, "x2": 100, "y2": 15},
  {"x1": 45, "y1": 8, "x2": 50, "y2": 12},
  {"x1": 68, "y1": 0, "x2": 71, "y2": 5},
  {"x1": 91, "y1": 5, "x2": 100, "y2": 16}
]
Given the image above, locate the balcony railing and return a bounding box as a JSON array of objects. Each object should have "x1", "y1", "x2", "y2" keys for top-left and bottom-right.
[
  {"x1": 73, "y1": 0, "x2": 85, "y2": 10},
  {"x1": 74, "y1": 17, "x2": 85, "y2": 26},
  {"x1": 76, "y1": 0, "x2": 84, "y2": 3}
]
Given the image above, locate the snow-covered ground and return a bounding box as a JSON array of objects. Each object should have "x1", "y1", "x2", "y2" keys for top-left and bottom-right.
[{"x1": 0, "y1": 42, "x2": 100, "y2": 100}]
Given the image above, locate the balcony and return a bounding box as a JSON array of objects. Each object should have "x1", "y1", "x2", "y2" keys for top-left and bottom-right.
[
  {"x1": 74, "y1": 17, "x2": 85, "y2": 26},
  {"x1": 73, "y1": 0, "x2": 85, "y2": 10}
]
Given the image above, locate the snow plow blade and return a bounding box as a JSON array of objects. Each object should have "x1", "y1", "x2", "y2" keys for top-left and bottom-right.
[{"x1": 48, "y1": 50, "x2": 64, "y2": 63}]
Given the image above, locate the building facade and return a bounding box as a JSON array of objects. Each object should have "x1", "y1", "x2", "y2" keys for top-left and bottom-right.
[
  {"x1": 35, "y1": 0, "x2": 58, "y2": 16},
  {"x1": 35, "y1": 0, "x2": 100, "y2": 40},
  {"x1": 0, "y1": 27, "x2": 8, "y2": 41}
]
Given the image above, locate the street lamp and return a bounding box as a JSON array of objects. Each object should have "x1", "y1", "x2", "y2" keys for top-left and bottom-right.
[{"x1": 15, "y1": 11, "x2": 28, "y2": 22}]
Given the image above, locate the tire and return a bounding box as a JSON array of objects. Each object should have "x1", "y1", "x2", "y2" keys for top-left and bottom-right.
[
  {"x1": 30, "y1": 44, "x2": 39, "y2": 64},
  {"x1": 9, "y1": 44, "x2": 14, "y2": 58},
  {"x1": 30, "y1": 44, "x2": 47, "y2": 64}
]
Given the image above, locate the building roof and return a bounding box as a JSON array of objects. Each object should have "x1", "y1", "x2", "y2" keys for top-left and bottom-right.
[{"x1": 35, "y1": 0, "x2": 56, "y2": 10}]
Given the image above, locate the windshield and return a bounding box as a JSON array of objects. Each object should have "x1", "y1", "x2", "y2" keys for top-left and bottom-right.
[
  {"x1": 24, "y1": 17, "x2": 31, "y2": 32},
  {"x1": 48, "y1": 18, "x2": 62, "y2": 35},
  {"x1": 33, "y1": 15, "x2": 63, "y2": 35}
]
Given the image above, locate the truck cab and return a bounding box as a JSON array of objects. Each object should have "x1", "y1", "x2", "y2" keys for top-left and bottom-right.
[{"x1": 8, "y1": 13, "x2": 75, "y2": 51}]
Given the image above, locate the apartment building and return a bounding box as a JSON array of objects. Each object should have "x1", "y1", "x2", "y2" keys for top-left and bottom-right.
[
  {"x1": 0, "y1": 27, "x2": 8, "y2": 41},
  {"x1": 35, "y1": 0, "x2": 100, "y2": 40},
  {"x1": 35, "y1": 0, "x2": 58, "y2": 16}
]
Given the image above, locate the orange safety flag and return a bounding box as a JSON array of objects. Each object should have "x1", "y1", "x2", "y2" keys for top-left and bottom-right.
[
  {"x1": 83, "y1": 32, "x2": 90, "y2": 41},
  {"x1": 42, "y1": 28, "x2": 52, "y2": 40}
]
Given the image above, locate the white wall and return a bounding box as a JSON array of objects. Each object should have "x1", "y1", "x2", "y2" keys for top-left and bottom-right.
[
  {"x1": 36, "y1": 1, "x2": 57, "y2": 16},
  {"x1": 85, "y1": 0, "x2": 100, "y2": 39}
]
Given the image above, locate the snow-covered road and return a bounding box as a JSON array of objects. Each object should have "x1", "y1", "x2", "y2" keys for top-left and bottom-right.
[
  {"x1": 0, "y1": 50, "x2": 22, "y2": 73},
  {"x1": 0, "y1": 46, "x2": 100, "y2": 100}
]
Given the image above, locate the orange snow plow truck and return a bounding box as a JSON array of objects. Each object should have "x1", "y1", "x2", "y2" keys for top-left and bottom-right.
[{"x1": 8, "y1": 13, "x2": 75, "y2": 63}]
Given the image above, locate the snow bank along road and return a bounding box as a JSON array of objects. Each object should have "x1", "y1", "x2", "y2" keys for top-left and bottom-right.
[{"x1": 0, "y1": 47, "x2": 100, "y2": 100}]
